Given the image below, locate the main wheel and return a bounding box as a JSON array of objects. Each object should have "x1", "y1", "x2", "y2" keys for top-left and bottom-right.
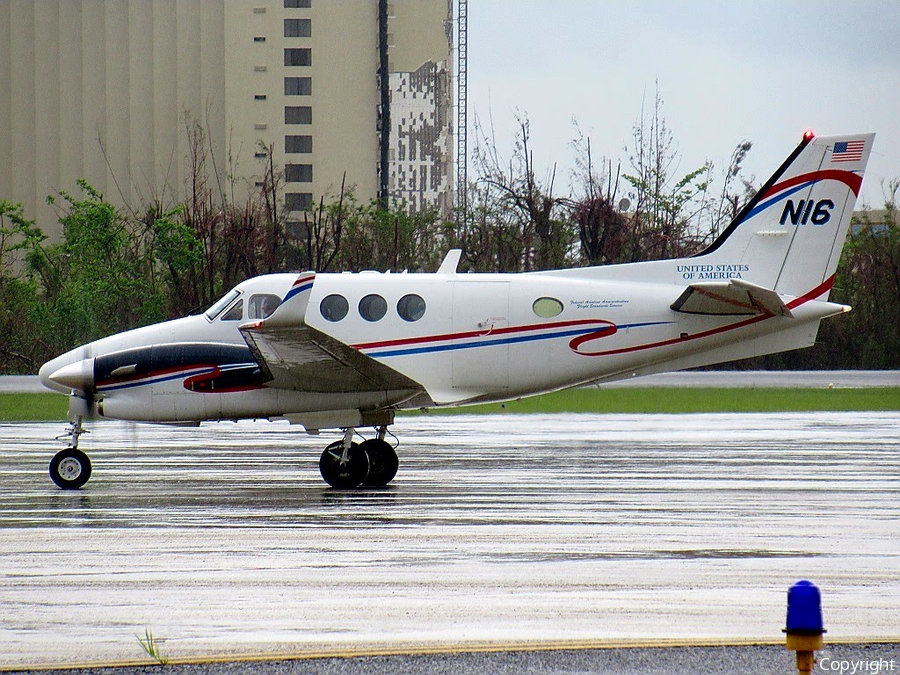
[
  {"x1": 359, "y1": 439, "x2": 399, "y2": 487},
  {"x1": 49, "y1": 448, "x2": 92, "y2": 490},
  {"x1": 319, "y1": 441, "x2": 369, "y2": 489}
]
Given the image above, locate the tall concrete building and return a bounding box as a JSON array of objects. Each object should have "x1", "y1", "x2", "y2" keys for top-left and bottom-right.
[{"x1": 0, "y1": 0, "x2": 454, "y2": 242}]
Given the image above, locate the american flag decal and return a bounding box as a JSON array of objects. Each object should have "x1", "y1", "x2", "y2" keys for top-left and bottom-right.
[{"x1": 832, "y1": 139, "x2": 865, "y2": 163}]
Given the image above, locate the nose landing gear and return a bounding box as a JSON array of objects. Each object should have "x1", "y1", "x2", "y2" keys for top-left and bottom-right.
[{"x1": 50, "y1": 414, "x2": 92, "y2": 490}]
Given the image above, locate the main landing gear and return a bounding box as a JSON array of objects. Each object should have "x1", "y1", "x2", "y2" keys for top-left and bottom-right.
[
  {"x1": 318, "y1": 426, "x2": 399, "y2": 489},
  {"x1": 49, "y1": 415, "x2": 92, "y2": 490}
]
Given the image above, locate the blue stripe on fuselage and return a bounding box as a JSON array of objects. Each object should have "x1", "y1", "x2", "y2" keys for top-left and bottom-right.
[{"x1": 362, "y1": 321, "x2": 672, "y2": 358}]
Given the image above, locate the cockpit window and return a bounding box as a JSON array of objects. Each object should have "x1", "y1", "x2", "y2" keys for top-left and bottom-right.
[
  {"x1": 205, "y1": 289, "x2": 242, "y2": 321},
  {"x1": 249, "y1": 294, "x2": 282, "y2": 320},
  {"x1": 221, "y1": 300, "x2": 244, "y2": 321}
]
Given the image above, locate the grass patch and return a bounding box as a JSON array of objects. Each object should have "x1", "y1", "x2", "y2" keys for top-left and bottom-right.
[
  {"x1": 408, "y1": 387, "x2": 900, "y2": 415},
  {"x1": 136, "y1": 627, "x2": 169, "y2": 665},
  {"x1": 0, "y1": 393, "x2": 69, "y2": 421},
  {"x1": 2, "y1": 387, "x2": 898, "y2": 423}
]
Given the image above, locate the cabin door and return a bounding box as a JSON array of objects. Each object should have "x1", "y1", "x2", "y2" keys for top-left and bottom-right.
[{"x1": 451, "y1": 280, "x2": 510, "y2": 393}]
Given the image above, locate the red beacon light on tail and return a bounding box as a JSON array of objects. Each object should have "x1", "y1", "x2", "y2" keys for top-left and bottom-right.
[{"x1": 803, "y1": 129, "x2": 815, "y2": 141}]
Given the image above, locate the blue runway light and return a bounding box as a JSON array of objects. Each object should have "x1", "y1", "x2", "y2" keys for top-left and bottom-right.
[
  {"x1": 785, "y1": 579, "x2": 824, "y2": 633},
  {"x1": 784, "y1": 579, "x2": 825, "y2": 675}
]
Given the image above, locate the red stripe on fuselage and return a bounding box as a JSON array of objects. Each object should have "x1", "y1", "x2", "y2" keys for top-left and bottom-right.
[
  {"x1": 96, "y1": 364, "x2": 215, "y2": 389},
  {"x1": 350, "y1": 276, "x2": 836, "y2": 359},
  {"x1": 786, "y1": 275, "x2": 835, "y2": 308},
  {"x1": 352, "y1": 318, "x2": 614, "y2": 351},
  {"x1": 573, "y1": 275, "x2": 836, "y2": 358}
]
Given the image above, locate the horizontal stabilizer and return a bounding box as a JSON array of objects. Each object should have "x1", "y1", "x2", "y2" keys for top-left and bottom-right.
[{"x1": 671, "y1": 279, "x2": 792, "y2": 317}]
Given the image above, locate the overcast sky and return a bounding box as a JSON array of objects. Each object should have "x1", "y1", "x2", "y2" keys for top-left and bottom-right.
[{"x1": 467, "y1": 0, "x2": 900, "y2": 208}]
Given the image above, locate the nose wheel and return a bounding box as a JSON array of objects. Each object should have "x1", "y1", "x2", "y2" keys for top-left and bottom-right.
[
  {"x1": 49, "y1": 447, "x2": 92, "y2": 489},
  {"x1": 49, "y1": 412, "x2": 93, "y2": 490}
]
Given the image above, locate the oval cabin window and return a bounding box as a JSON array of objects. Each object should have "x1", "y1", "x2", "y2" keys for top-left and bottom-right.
[
  {"x1": 358, "y1": 294, "x2": 388, "y2": 322},
  {"x1": 533, "y1": 297, "x2": 564, "y2": 318},
  {"x1": 320, "y1": 294, "x2": 349, "y2": 322},
  {"x1": 397, "y1": 294, "x2": 426, "y2": 322}
]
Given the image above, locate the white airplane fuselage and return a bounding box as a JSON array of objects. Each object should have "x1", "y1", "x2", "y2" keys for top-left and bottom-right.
[
  {"x1": 39, "y1": 264, "x2": 843, "y2": 427},
  {"x1": 36, "y1": 131, "x2": 875, "y2": 489}
]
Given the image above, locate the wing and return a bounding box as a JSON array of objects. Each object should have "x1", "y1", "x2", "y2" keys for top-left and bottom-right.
[
  {"x1": 239, "y1": 273, "x2": 426, "y2": 398},
  {"x1": 670, "y1": 279, "x2": 793, "y2": 317}
]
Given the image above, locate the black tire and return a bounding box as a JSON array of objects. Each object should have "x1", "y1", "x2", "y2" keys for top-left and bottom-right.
[
  {"x1": 359, "y1": 438, "x2": 399, "y2": 487},
  {"x1": 49, "y1": 448, "x2": 92, "y2": 490},
  {"x1": 319, "y1": 440, "x2": 369, "y2": 489}
]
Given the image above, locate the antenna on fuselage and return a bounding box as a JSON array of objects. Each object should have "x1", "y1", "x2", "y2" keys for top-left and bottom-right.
[{"x1": 438, "y1": 249, "x2": 462, "y2": 274}]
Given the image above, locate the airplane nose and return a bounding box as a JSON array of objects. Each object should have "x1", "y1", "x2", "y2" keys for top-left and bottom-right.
[{"x1": 46, "y1": 358, "x2": 95, "y2": 392}]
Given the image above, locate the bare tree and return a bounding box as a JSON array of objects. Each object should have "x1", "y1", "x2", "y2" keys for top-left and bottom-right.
[
  {"x1": 472, "y1": 112, "x2": 570, "y2": 270},
  {"x1": 709, "y1": 139, "x2": 753, "y2": 241},
  {"x1": 302, "y1": 173, "x2": 349, "y2": 272},
  {"x1": 566, "y1": 125, "x2": 629, "y2": 265},
  {"x1": 623, "y1": 83, "x2": 712, "y2": 260}
]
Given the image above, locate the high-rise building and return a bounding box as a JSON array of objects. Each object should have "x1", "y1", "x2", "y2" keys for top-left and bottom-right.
[{"x1": 0, "y1": 0, "x2": 454, "y2": 242}]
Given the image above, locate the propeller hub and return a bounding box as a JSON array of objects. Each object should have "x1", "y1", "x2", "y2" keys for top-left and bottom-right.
[{"x1": 48, "y1": 358, "x2": 95, "y2": 392}]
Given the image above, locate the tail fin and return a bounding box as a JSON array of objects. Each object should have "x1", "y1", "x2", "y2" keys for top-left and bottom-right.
[{"x1": 697, "y1": 132, "x2": 875, "y2": 299}]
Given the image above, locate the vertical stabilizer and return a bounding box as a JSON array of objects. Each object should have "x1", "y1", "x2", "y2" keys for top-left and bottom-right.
[{"x1": 696, "y1": 132, "x2": 875, "y2": 299}]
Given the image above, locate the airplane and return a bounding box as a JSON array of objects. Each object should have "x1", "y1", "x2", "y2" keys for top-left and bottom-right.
[{"x1": 39, "y1": 131, "x2": 874, "y2": 490}]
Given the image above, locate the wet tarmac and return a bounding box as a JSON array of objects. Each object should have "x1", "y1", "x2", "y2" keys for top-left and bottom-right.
[{"x1": 1, "y1": 412, "x2": 898, "y2": 670}]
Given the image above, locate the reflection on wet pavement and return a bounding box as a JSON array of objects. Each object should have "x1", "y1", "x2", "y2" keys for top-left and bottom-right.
[{"x1": 1, "y1": 412, "x2": 898, "y2": 668}]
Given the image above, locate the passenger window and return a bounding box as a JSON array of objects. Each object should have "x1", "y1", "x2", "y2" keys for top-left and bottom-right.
[
  {"x1": 359, "y1": 294, "x2": 387, "y2": 322},
  {"x1": 221, "y1": 300, "x2": 244, "y2": 321},
  {"x1": 397, "y1": 294, "x2": 426, "y2": 322},
  {"x1": 533, "y1": 297, "x2": 563, "y2": 318},
  {"x1": 320, "y1": 294, "x2": 349, "y2": 322},
  {"x1": 249, "y1": 294, "x2": 282, "y2": 320}
]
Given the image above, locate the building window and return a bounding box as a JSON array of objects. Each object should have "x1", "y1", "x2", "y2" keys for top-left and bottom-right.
[
  {"x1": 284, "y1": 106, "x2": 312, "y2": 124},
  {"x1": 285, "y1": 135, "x2": 312, "y2": 153},
  {"x1": 286, "y1": 192, "x2": 313, "y2": 211},
  {"x1": 284, "y1": 19, "x2": 311, "y2": 37},
  {"x1": 284, "y1": 48, "x2": 311, "y2": 67},
  {"x1": 253, "y1": 36, "x2": 266, "y2": 43},
  {"x1": 284, "y1": 0, "x2": 311, "y2": 8},
  {"x1": 254, "y1": 94, "x2": 267, "y2": 101},
  {"x1": 284, "y1": 77, "x2": 312, "y2": 96},
  {"x1": 285, "y1": 164, "x2": 313, "y2": 183},
  {"x1": 254, "y1": 150, "x2": 268, "y2": 159}
]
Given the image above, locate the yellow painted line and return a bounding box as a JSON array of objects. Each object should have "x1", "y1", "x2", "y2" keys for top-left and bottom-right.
[{"x1": 5, "y1": 636, "x2": 900, "y2": 672}]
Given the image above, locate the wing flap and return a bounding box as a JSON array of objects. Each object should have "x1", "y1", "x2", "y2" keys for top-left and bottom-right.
[
  {"x1": 242, "y1": 321, "x2": 424, "y2": 395},
  {"x1": 671, "y1": 279, "x2": 793, "y2": 317},
  {"x1": 238, "y1": 273, "x2": 426, "y2": 400}
]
